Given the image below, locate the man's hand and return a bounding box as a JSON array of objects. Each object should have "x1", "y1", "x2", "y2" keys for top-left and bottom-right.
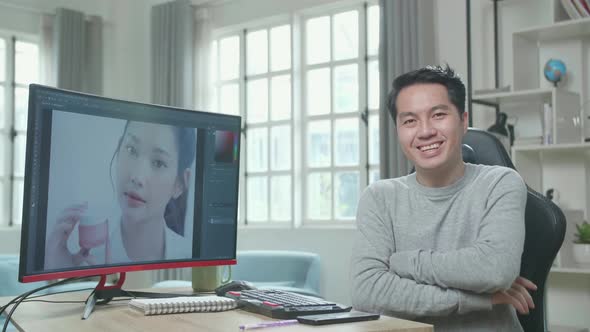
[{"x1": 492, "y1": 276, "x2": 537, "y2": 314}]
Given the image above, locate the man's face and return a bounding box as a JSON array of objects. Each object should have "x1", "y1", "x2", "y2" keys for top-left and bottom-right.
[{"x1": 395, "y1": 83, "x2": 467, "y2": 174}]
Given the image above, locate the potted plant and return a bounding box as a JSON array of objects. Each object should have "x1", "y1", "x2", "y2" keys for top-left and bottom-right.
[{"x1": 572, "y1": 221, "x2": 590, "y2": 268}]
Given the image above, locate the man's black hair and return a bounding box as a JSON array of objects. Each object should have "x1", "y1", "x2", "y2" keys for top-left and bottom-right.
[{"x1": 387, "y1": 64, "x2": 466, "y2": 123}]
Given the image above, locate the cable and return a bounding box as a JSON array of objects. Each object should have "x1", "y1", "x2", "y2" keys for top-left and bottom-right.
[
  {"x1": 3, "y1": 288, "x2": 96, "y2": 308},
  {"x1": 26, "y1": 287, "x2": 95, "y2": 300},
  {"x1": 1, "y1": 277, "x2": 85, "y2": 332},
  {"x1": 0, "y1": 280, "x2": 90, "y2": 316},
  {"x1": 1, "y1": 280, "x2": 162, "y2": 331},
  {"x1": 21, "y1": 300, "x2": 85, "y2": 304},
  {"x1": 0, "y1": 285, "x2": 96, "y2": 316}
]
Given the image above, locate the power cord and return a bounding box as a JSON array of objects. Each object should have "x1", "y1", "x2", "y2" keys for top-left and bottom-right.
[{"x1": 1, "y1": 277, "x2": 85, "y2": 332}]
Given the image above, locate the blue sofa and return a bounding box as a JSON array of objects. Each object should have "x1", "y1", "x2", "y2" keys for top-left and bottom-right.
[{"x1": 153, "y1": 250, "x2": 322, "y2": 297}]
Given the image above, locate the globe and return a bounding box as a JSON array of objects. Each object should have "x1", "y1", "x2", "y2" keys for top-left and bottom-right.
[{"x1": 544, "y1": 59, "x2": 566, "y2": 86}]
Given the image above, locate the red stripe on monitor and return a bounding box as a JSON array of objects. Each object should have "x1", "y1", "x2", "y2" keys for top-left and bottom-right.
[{"x1": 21, "y1": 259, "x2": 237, "y2": 283}]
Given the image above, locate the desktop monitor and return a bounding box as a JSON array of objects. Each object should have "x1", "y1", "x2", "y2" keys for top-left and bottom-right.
[{"x1": 18, "y1": 85, "x2": 241, "y2": 291}]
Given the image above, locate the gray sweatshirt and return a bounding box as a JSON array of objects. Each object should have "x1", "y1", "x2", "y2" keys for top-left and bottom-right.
[{"x1": 351, "y1": 163, "x2": 527, "y2": 332}]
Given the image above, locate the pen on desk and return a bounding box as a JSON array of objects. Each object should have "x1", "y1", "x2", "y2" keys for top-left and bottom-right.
[{"x1": 239, "y1": 319, "x2": 299, "y2": 330}]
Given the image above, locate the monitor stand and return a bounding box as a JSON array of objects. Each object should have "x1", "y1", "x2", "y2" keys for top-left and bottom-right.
[{"x1": 82, "y1": 272, "x2": 189, "y2": 319}]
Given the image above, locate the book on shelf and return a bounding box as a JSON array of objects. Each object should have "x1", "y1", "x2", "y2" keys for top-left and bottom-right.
[
  {"x1": 561, "y1": 0, "x2": 584, "y2": 19},
  {"x1": 128, "y1": 296, "x2": 237, "y2": 316},
  {"x1": 573, "y1": 0, "x2": 590, "y2": 17}
]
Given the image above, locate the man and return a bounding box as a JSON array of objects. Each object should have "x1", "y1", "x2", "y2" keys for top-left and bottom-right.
[{"x1": 351, "y1": 65, "x2": 536, "y2": 331}]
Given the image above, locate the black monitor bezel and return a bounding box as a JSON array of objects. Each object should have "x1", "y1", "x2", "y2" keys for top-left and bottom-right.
[{"x1": 19, "y1": 84, "x2": 241, "y2": 282}]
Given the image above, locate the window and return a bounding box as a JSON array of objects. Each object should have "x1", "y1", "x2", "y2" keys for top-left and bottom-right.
[
  {"x1": 211, "y1": 2, "x2": 379, "y2": 225},
  {"x1": 0, "y1": 36, "x2": 39, "y2": 226},
  {"x1": 366, "y1": 4, "x2": 380, "y2": 184}
]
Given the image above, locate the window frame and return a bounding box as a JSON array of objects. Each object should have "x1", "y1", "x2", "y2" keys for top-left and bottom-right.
[
  {"x1": 210, "y1": 0, "x2": 379, "y2": 228},
  {"x1": 212, "y1": 15, "x2": 296, "y2": 228},
  {"x1": 300, "y1": 2, "x2": 378, "y2": 225},
  {"x1": 0, "y1": 32, "x2": 39, "y2": 226}
]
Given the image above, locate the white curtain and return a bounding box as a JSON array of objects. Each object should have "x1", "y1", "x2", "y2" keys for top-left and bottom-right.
[
  {"x1": 193, "y1": 7, "x2": 212, "y2": 111},
  {"x1": 151, "y1": 0, "x2": 194, "y2": 108},
  {"x1": 378, "y1": 0, "x2": 435, "y2": 178},
  {"x1": 150, "y1": 0, "x2": 200, "y2": 284},
  {"x1": 39, "y1": 14, "x2": 56, "y2": 87},
  {"x1": 39, "y1": 8, "x2": 103, "y2": 94}
]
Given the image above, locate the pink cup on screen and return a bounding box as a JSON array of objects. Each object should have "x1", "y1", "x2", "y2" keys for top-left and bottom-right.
[{"x1": 78, "y1": 216, "x2": 108, "y2": 249}]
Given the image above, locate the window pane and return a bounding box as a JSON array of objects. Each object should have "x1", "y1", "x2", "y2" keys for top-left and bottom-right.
[
  {"x1": 13, "y1": 134, "x2": 26, "y2": 177},
  {"x1": 334, "y1": 172, "x2": 358, "y2": 219},
  {"x1": 306, "y1": 16, "x2": 330, "y2": 65},
  {"x1": 333, "y1": 10, "x2": 358, "y2": 61},
  {"x1": 0, "y1": 180, "x2": 4, "y2": 223},
  {"x1": 270, "y1": 75, "x2": 291, "y2": 121},
  {"x1": 247, "y1": 176, "x2": 267, "y2": 222},
  {"x1": 270, "y1": 125, "x2": 291, "y2": 171},
  {"x1": 306, "y1": 68, "x2": 330, "y2": 115},
  {"x1": 307, "y1": 120, "x2": 331, "y2": 167},
  {"x1": 270, "y1": 25, "x2": 291, "y2": 71},
  {"x1": 247, "y1": 127, "x2": 268, "y2": 172},
  {"x1": 307, "y1": 172, "x2": 331, "y2": 220},
  {"x1": 368, "y1": 60, "x2": 379, "y2": 110},
  {"x1": 210, "y1": 42, "x2": 218, "y2": 113},
  {"x1": 246, "y1": 29, "x2": 268, "y2": 75},
  {"x1": 12, "y1": 179, "x2": 23, "y2": 225},
  {"x1": 219, "y1": 83, "x2": 239, "y2": 115},
  {"x1": 334, "y1": 117, "x2": 359, "y2": 166},
  {"x1": 334, "y1": 64, "x2": 358, "y2": 113},
  {"x1": 0, "y1": 86, "x2": 4, "y2": 129},
  {"x1": 247, "y1": 78, "x2": 268, "y2": 123},
  {"x1": 369, "y1": 169, "x2": 380, "y2": 184},
  {"x1": 369, "y1": 114, "x2": 379, "y2": 165},
  {"x1": 0, "y1": 137, "x2": 5, "y2": 176},
  {"x1": 14, "y1": 87, "x2": 28, "y2": 131},
  {"x1": 271, "y1": 175, "x2": 291, "y2": 221},
  {"x1": 0, "y1": 38, "x2": 5, "y2": 81},
  {"x1": 367, "y1": 6, "x2": 380, "y2": 56},
  {"x1": 219, "y1": 36, "x2": 240, "y2": 80},
  {"x1": 15, "y1": 41, "x2": 38, "y2": 84},
  {"x1": 211, "y1": 40, "x2": 218, "y2": 83}
]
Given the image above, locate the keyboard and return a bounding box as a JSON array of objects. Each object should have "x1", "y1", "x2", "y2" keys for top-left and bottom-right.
[{"x1": 224, "y1": 289, "x2": 352, "y2": 319}]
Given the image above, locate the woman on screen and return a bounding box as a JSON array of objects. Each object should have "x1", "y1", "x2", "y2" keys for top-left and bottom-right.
[{"x1": 44, "y1": 121, "x2": 196, "y2": 269}]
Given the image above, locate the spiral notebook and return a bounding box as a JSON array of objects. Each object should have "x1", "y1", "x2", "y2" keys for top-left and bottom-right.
[{"x1": 128, "y1": 296, "x2": 238, "y2": 315}]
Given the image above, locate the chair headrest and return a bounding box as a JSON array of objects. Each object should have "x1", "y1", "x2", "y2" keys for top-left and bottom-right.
[
  {"x1": 462, "y1": 128, "x2": 515, "y2": 169},
  {"x1": 462, "y1": 144, "x2": 476, "y2": 164}
]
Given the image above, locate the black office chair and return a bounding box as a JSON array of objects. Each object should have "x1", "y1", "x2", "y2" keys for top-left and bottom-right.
[{"x1": 462, "y1": 128, "x2": 566, "y2": 332}]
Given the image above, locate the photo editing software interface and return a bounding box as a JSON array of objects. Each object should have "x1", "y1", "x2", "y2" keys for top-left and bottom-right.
[{"x1": 20, "y1": 85, "x2": 241, "y2": 281}]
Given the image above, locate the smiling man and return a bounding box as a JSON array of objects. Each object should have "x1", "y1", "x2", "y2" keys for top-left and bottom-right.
[{"x1": 351, "y1": 65, "x2": 535, "y2": 331}]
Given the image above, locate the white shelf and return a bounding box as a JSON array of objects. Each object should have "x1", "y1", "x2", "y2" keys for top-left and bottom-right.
[
  {"x1": 551, "y1": 266, "x2": 590, "y2": 274},
  {"x1": 515, "y1": 17, "x2": 590, "y2": 41},
  {"x1": 473, "y1": 88, "x2": 553, "y2": 104},
  {"x1": 512, "y1": 142, "x2": 590, "y2": 152}
]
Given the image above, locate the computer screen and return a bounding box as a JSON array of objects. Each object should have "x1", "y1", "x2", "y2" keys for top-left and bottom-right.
[{"x1": 19, "y1": 85, "x2": 241, "y2": 283}]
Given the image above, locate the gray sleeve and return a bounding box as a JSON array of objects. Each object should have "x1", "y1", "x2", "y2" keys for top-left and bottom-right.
[
  {"x1": 389, "y1": 170, "x2": 527, "y2": 293},
  {"x1": 351, "y1": 187, "x2": 491, "y2": 318}
]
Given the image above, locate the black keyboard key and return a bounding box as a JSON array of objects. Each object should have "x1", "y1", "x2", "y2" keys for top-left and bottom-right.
[{"x1": 225, "y1": 289, "x2": 352, "y2": 319}]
